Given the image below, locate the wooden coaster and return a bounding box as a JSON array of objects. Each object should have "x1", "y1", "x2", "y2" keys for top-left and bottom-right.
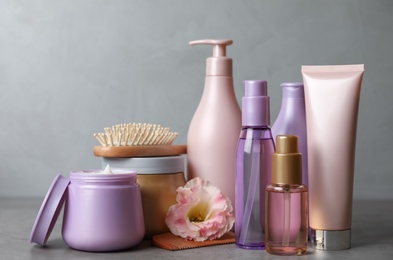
[{"x1": 151, "y1": 232, "x2": 235, "y2": 251}]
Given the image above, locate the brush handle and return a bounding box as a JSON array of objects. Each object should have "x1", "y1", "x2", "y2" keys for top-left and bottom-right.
[
  {"x1": 151, "y1": 232, "x2": 235, "y2": 251},
  {"x1": 94, "y1": 145, "x2": 187, "y2": 157}
]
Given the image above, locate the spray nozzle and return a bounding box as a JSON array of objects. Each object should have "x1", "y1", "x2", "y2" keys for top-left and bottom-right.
[
  {"x1": 272, "y1": 135, "x2": 302, "y2": 185},
  {"x1": 189, "y1": 39, "x2": 233, "y2": 76},
  {"x1": 276, "y1": 135, "x2": 299, "y2": 154},
  {"x1": 242, "y1": 80, "x2": 270, "y2": 127}
]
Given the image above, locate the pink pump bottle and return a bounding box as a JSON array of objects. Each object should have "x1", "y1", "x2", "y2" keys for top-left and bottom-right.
[{"x1": 187, "y1": 39, "x2": 241, "y2": 206}]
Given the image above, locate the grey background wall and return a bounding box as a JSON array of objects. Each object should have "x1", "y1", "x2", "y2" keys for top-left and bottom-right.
[{"x1": 0, "y1": 0, "x2": 392, "y2": 199}]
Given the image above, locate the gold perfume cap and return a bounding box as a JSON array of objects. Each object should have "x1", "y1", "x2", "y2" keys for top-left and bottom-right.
[{"x1": 272, "y1": 135, "x2": 302, "y2": 185}]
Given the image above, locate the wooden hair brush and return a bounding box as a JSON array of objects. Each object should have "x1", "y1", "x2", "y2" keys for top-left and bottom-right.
[{"x1": 93, "y1": 123, "x2": 187, "y2": 157}]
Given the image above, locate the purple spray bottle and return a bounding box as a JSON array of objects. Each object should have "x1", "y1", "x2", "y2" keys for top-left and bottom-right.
[{"x1": 235, "y1": 80, "x2": 275, "y2": 249}]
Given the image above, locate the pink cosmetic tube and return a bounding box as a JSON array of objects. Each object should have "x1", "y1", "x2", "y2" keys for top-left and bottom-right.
[{"x1": 301, "y1": 64, "x2": 364, "y2": 250}]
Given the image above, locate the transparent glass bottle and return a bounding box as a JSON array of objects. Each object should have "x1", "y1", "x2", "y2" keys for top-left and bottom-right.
[
  {"x1": 235, "y1": 80, "x2": 275, "y2": 249},
  {"x1": 265, "y1": 135, "x2": 308, "y2": 256}
]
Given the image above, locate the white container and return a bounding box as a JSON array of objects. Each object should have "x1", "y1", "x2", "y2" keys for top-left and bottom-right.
[{"x1": 102, "y1": 156, "x2": 186, "y2": 238}]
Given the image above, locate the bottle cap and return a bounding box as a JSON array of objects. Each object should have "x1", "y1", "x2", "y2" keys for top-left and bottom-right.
[
  {"x1": 189, "y1": 39, "x2": 233, "y2": 76},
  {"x1": 272, "y1": 135, "x2": 302, "y2": 185},
  {"x1": 281, "y1": 82, "x2": 304, "y2": 99},
  {"x1": 242, "y1": 80, "x2": 270, "y2": 126},
  {"x1": 311, "y1": 229, "x2": 351, "y2": 250}
]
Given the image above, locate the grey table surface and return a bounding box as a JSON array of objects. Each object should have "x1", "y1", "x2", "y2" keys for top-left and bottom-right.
[{"x1": 0, "y1": 198, "x2": 392, "y2": 260}]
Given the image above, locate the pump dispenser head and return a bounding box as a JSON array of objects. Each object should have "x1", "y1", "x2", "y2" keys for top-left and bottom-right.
[
  {"x1": 242, "y1": 80, "x2": 270, "y2": 126},
  {"x1": 272, "y1": 135, "x2": 302, "y2": 185},
  {"x1": 189, "y1": 39, "x2": 233, "y2": 76}
]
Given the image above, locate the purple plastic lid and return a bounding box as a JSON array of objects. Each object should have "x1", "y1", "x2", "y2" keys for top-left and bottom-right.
[
  {"x1": 242, "y1": 80, "x2": 270, "y2": 126},
  {"x1": 30, "y1": 174, "x2": 70, "y2": 245},
  {"x1": 281, "y1": 82, "x2": 304, "y2": 98}
]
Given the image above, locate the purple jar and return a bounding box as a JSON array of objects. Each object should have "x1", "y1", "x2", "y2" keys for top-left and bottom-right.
[
  {"x1": 62, "y1": 171, "x2": 144, "y2": 251},
  {"x1": 30, "y1": 170, "x2": 144, "y2": 252}
]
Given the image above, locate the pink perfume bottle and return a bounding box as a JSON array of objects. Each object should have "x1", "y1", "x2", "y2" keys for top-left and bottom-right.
[{"x1": 265, "y1": 135, "x2": 308, "y2": 256}]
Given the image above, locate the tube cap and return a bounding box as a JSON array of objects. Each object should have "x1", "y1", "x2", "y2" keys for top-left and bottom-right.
[
  {"x1": 189, "y1": 39, "x2": 233, "y2": 76},
  {"x1": 311, "y1": 229, "x2": 351, "y2": 250},
  {"x1": 272, "y1": 135, "x2": 302, "y2": 185},
  {"x1": 242, "y1": 80, "x2": 270, "y2": 126}
]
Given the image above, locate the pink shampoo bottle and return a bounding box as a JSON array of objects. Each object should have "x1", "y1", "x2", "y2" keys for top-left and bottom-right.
[{"x1": 187, "y1": 39, "x2": 241, "y2": 207}]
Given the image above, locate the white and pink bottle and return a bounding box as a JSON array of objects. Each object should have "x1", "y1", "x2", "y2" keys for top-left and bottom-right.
[{"x1": 187, "y1": 39, "x2": 241, "y2": 206}]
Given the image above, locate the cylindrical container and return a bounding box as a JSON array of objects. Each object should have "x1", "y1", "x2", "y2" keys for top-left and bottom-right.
[
  {"x1": 302, "y1": 64, "x2": 364, "y2": 250},
  {"x1": 62, "y1": 170, "x2": 144, "y2": 252},
  {"x1": 266, "y1": 135, "x2": 308, "y2": 256},
  {"x1": 102, "y1": 156, "x2": 186, "y2": 238},
  {"x1": 271, "y1": 82, "x2": 308, "y2": 188},
  {"x1": 235, "y1": 80, "x2": 275, "y2": 249}
]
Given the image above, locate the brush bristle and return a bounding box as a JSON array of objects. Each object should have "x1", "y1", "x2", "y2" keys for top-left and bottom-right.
[{"x1": 94, "y1": 123, "x2": 179, "y2": 147}]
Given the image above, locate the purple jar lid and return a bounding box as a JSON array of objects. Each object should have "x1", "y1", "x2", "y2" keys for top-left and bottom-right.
[{"x1": 29, "y1": 174, "x2": 70, "y2": 245}]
